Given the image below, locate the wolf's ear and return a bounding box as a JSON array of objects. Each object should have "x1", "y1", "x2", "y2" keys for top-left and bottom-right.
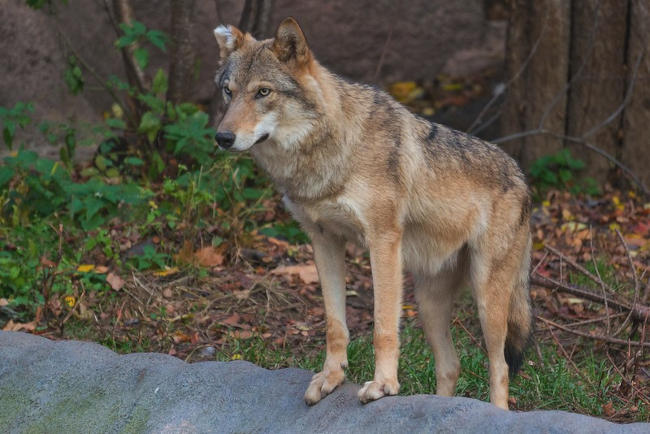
[
  {"x1": 272, "y1": 17, "x2": 311, "y2": 66},
  {"x1": 214, "y1": 24, "x2": 244, "y2": 59}
]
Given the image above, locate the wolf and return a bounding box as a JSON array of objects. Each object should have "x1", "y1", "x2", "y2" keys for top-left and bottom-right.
[{"x1": 212, "y1": 17, "x2": 532, "y2": 410}]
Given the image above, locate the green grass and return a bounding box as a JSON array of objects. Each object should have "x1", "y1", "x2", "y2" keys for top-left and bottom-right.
[{"x1": 214, "y1": 321, "x2": 648, "y2": 419}]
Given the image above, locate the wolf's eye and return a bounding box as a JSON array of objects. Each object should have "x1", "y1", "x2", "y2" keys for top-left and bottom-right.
[
  {"x1": 223, "y1": 86, "x2": 232, "y2": 96},
  {"x1": 256, "y1": 88, "x2": 271, "y2": 98}
]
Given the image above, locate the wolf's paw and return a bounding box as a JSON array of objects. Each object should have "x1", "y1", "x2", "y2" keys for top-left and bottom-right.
[
  {"x1": 357, "y1": 378, "x2": 400, "y2": 404},
  {"x1": 304, "y1": 368, "x2": 345, "y2": 405}
]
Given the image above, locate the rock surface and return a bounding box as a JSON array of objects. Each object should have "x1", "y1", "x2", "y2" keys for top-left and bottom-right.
[{"x1": 0, "y1": 331, "x2": 646, "y2": 433}]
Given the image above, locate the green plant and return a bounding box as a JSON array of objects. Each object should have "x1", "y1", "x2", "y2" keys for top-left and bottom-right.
[
  {"x1": 0, "y1": 102, "x2": 34, "y2": 149},
  {"x1": 128, "y1": 245, "x2": 168, "y2": 270},
  {"x1": 259, "y1": 220, "x2": 309, "y2": 244},
  {"x1": 530, "y1": 149, "x2": 601, "y2": 198}
]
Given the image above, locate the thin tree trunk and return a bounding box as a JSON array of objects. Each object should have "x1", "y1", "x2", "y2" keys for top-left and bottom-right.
[
  {"x1": 167, "y1": 0, "x2": 197, "y2": 104},
  {"x1": 112, "y1": 0, "x2": 150, "y2": 93},
  {"x1": 238, "y1": 0, "x2": 274, "y2": 38}
]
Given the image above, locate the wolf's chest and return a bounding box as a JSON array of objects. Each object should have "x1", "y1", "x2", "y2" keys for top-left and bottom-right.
[{"x1": 283, "y1": 195, "x2": 367, "y2": 246}]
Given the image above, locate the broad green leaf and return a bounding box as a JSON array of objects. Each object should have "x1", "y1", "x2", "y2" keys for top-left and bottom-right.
[
  {"x1": 133, "y1": 47, "x2": 149, "y2": 69},
  {"x1": 105, "y1": 118, "x2": 126, "y2": 130},
  {"x1": 138, "y1": 112, "x2": 161, "y2": 143},
  {"x1": 146, "y1": 30, "x2": 167, "y2": 51},
  {"x1": 152, "y1": 69, "x2": 168, "y2": 95},
  {"x1": 124, "y1": 157, "x2": 144, "y2": 166}
]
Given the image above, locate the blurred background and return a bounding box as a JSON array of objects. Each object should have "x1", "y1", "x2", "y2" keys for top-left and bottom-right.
[{"x1": 2, "y1": 0, "x2": 648, "y2": 190}]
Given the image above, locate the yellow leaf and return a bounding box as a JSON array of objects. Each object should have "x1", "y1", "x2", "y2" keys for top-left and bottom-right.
[
  {"x1": 231, "y1": 354, "x2": 242, "y2": 360},
  {"x1": 561, "y1": 222, "x2": 587, "y2": 232},
  {"x1": 609, "y1": 223, "x2": 621, "y2": 232},
  {"x1": 421, "y1": 107, "x2": 435, "y2": 117},
  {"x1": 533, "y1": 242, "x2": 545, "y2": 251},
  {"x1": 111, "y1": 103, "x2": 123, "y2": 119},
  {"x1": 77, "y1": 264, "x2": 95, "y2": 273},
  {"x1": 64, "y1": 296, "x2": 75, "y2": 308},
  {"x1": 154, "y1": 266, "x2": 179, "y2": 277},
  {"x1": 542, "y1": 200, "x2": 551, "y2": 208}
]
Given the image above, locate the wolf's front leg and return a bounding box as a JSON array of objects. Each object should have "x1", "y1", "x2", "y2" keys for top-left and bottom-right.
[
  {"x1": 358, "y1": 230, "x2": 403, "y2": 403},
  {"x1": 304, "y1": 232, "x2": 348, "y2": 405}
]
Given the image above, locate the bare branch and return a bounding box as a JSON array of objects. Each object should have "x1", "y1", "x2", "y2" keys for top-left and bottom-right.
[
  {"x1": 53, "y1": 19, "x2": 134, "y2": 125},
  {"x1": 537, "y1": 315, "x2": 650, "y2": 348},
  {"x1": 492, "y1": 129, "x2": 650, "y2": 196},
  {"x1": 531, "y1": 274, "x2": 650, "y2": 323},
  {"x1": 373, "y1": 24, "x2": 394, "y2": 82}
]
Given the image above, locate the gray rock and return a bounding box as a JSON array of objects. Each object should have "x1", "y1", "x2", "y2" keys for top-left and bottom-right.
[{"x1": 0, "y1": 331, "x2": 646, "y2": 433}]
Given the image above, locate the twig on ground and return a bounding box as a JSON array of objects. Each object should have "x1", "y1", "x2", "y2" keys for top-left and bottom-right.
[
  {"x1": 537, "y1": 315, "x2": 650, "y2": 348},
  {"x1": 545, "y1": 321, "x2": 595, "y2": 387},
  {"x1": 589, "y1": 228, "x2": 611, "y2": 335},
  {"x1": 453, "y1": 317, "x2": 486, "y2": 355},
  {"x1": 531, "y1": 274, "x2": 650, "y2": 322},
  {"x1": 605, "y1": 351, "x2": 650, "y2": 406},
  {"x1": 612, "y1": 229, "x2": 641, "y2": 338}
]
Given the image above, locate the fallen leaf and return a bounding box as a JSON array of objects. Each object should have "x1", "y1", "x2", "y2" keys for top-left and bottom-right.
[
  {"x1": 2, "y1": 320, "x2": 36, "y2": 332},
  {"x1": 106, "y1": 272, "x2": 125, "y2": 290},
  {"x1": 154, "y1": 266, "x2": 179, "y2": 277},
  {"x1": 40, "y1": 256, "x2": 56, "y2": 268},
  {"x1": 172, "y1": 331, "x2": 191, "y2": 344},
  {"x1": 271, "y1": 263, "x2": 319, "y2": 284},
  {"x1": 95, "y1": 265, "x2": 109, "y2": 274},
  {"x1": 233, "y1": 289, "x2": 250, "y2": 300},
  {"x1": 221, "y1": 313, "x2": 241, "y2": 327},
  {"x1": 163, "y1": 288, "x2": 173, "y2": 298},
  {"x1": 77, "y1": 264, "x2": 95, "y2": 273},
  {"x1": 602, "y1": 402, "x2": 615, "y2": 417},
  {"x1": 0, "y1": 298, "x2": 8, "y2": 307},
  {"x1": 194, "y1": 246, "x2": 224, "y2": 267}
]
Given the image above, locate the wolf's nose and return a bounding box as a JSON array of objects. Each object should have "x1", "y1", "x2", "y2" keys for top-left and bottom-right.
[{"x1": 215, "y1": 131, "x2": 236, "y2": 149}]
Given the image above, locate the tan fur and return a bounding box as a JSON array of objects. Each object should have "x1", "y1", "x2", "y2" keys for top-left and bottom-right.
[{"x1": 213, "y1": 17, "x2": 533, "y2": 410}]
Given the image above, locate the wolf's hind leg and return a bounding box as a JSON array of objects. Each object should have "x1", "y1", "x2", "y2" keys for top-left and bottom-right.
[
  {"x1": 304, "y1": 232, "x2": 348, "y2": 405},
  {"x1": 414, "y1": 267, "x2": 464, "y2": 396},
  {"x1": 471, "y1": 250, "x2": 517, "y2": 410}
]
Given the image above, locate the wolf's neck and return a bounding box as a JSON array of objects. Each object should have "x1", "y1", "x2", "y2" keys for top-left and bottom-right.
[{"x1": 251, "y1": 63, "x2": 360, "y2": 203}]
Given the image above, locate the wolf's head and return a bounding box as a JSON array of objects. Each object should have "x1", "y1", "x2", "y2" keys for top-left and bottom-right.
[{"x1": 213, "y1": 18, "x2": 321, "y2": 152}]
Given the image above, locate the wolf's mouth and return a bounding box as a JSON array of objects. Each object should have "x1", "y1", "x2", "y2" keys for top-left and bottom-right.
[{"x1": 254, "y1": 133, "x2": 270, "y2": 145}]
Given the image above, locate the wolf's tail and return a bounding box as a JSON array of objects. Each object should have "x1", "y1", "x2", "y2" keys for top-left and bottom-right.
[{"x1": 504, "y1": 235, "x2": 533, "y2": 376}]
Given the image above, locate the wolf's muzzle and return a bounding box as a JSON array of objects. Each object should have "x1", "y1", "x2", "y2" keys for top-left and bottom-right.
[{"x1": 215, "y1": 131, "x2": 236, "y2": 149}]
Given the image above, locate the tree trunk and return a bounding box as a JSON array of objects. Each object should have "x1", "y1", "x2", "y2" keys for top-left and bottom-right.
[
  {"x1": 622, "y1": 0, "x2": 650, "y2": 188},
  {"x1": 500, "y1": 0, "x2": 570, "y2": 170},
  {"x1": 500, "y1": 0, "x2": 650, "y2": 191},
  {"x1": 565, "y1": 0, "x2": 627, "y2": 181},
  {"x1": 167, "y1": 0, "x2": 197, "y2": 104}
]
